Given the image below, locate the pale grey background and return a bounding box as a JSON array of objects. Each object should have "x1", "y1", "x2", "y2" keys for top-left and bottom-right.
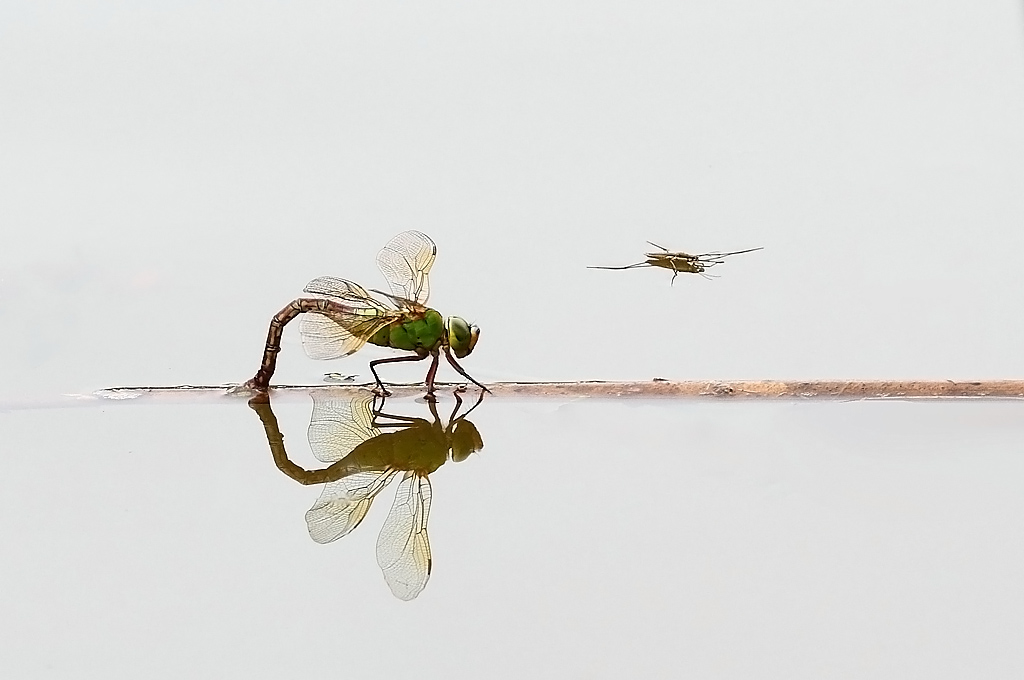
[
  {"x1": 2, "y1": 3, "x2": 1024, "y2": 678},
  {"x1": 2, "y1": 1, "x2": 1023, "y2": 399}
]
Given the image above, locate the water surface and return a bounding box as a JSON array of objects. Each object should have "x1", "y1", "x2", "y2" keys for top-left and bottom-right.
[{"x1": 3, "y1": 392, "x2": 1022, "y2": 677}]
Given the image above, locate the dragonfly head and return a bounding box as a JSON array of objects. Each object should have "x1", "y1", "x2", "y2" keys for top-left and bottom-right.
[{"x1": 446, "y1": 316, "x2": 480, "y2": 358}]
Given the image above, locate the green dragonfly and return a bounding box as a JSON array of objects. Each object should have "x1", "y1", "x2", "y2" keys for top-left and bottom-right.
[
  {"x1": 250, "y1": 390, "x2": 485, "y2": 600},
  {"x1": 590, "y1": 242, "x2": 763, "y2": 284},
  {"x1": 245, "y1": 231, "x2": 485, "y2": 398}
]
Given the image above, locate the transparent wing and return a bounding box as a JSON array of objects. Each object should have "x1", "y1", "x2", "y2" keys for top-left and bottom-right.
[
  {"x1": 303, "y1": 276, "x2": 373, "y2": 300},
  {"x1": 300, "y1": 314, "x2": 374, "y2": 360},
  {"x1": 376, "y1": 231, "x2": 436, "y2": 307},
  {"x1": 305, "y1": 468, "x2": 398, "y2": 544},
  {"x1": 307, "y1": 393, "x2": 379, "y2": 463},
  {"x1": 376, "y1": 471, "x2": 432, "y2": 601},
  {"x1": 299, "y1": 276, "x2": 399, "y2": 360}
]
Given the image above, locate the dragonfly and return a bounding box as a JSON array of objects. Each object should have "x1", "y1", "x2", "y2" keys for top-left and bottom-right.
[
  {"x1": 250, "y1": 390, "x2": 485, "y2": 600},
  {"x1": 245, "y1": 231, "x2": 485, "y2": 399},
  {"x1": 589, "y1": 242, "x2": 763, "y2": 284}
]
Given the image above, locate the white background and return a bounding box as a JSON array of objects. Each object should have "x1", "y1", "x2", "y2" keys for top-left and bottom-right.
[
  {"x1": 3, "y1": 1, "x2": 1024, "y2": 399},
  {"x1": 3, "y1": 4, "x2": 1024, "y2": 676}
]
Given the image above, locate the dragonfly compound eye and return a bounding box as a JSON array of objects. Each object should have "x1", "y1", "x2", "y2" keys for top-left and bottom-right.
[{"x1": 447, "y1": 316, "x2": 479, "y2": 358}]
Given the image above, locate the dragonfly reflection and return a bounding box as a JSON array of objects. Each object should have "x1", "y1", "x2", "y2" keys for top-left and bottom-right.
[{"x1": 250, "y1": 390, "x2": 484, "y2": 600}]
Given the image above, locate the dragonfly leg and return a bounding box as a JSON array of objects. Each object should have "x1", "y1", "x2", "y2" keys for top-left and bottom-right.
[
  {"x1": 442, "y1": 346, "x2": 490, "y2": 393},
  {"x1": 369, "y1": 352, "x2": 429, "y2": 397},
  {"x1": 423, "y1": 353, "x2": 441, "y2": 402}
]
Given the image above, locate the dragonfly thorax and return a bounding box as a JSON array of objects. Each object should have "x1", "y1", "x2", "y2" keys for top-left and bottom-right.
[{"x1": 368, "y1": 308, "x2": 445, "y2": 352}]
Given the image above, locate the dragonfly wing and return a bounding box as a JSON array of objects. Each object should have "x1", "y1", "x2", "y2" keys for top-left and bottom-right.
[
  {"x1": 307, "y1": 393, "x2": 379, "y2": 463},
  {"x1": 303, "y1": 276, "x2": 373, "y2": 301},
  {"x1": 376, "y1": 231, "x2": 436, "y2": 307},
  {"x1": 300, "y1": 314, "x2": 372, "y2": 360},
  {"x1": 298, "y1": 283, "x2": 397, "y2": 360},
  {"x1": 305, "y1": 468, "x2": 398, "y2": 544},
  {"x1": 376, "y1": 471, "x2": 432, "y2": 600}
]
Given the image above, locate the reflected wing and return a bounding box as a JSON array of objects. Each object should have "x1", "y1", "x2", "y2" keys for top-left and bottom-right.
[
  {"x1": 305, "y1": 468, "x2": 398, "y2": 544},
  {"x1": 376, "y1": 231, "x2": 436, "y2": 307},
  {"x1": 376, "y1": 472, "x2": 432, "y2": 601},
  {"x1": 307, "y1": 393, "x2": 379, "y2": 463},
  {"x1": 299, "y1": 276, "x2": 398, "y2": 360}
]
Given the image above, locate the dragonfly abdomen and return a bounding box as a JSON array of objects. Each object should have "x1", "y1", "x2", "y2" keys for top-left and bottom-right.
[
  {"x1": 248, "y1": 298, "x2": 358, "y2": 390},
  {"x1": 370, "y1": 309, "x2": 445, "y2": 353}
]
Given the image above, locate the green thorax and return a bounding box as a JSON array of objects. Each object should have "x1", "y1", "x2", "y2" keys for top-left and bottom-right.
[{"x1": 369, "y1": 308, "x2": 445, "y2": 352}]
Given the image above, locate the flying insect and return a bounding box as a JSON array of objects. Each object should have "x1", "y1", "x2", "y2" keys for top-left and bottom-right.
[{"x1": 590, "y1": 242, "x2": 763, "y2": 284}]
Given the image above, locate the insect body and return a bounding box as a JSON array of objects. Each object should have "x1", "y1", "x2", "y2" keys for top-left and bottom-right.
[
  {"x1": 589, "y1": 242, "x2": 763, "y2": 284},
  {"x1": 245, "y1": 231, "x2": 484, "y2": 398}
]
